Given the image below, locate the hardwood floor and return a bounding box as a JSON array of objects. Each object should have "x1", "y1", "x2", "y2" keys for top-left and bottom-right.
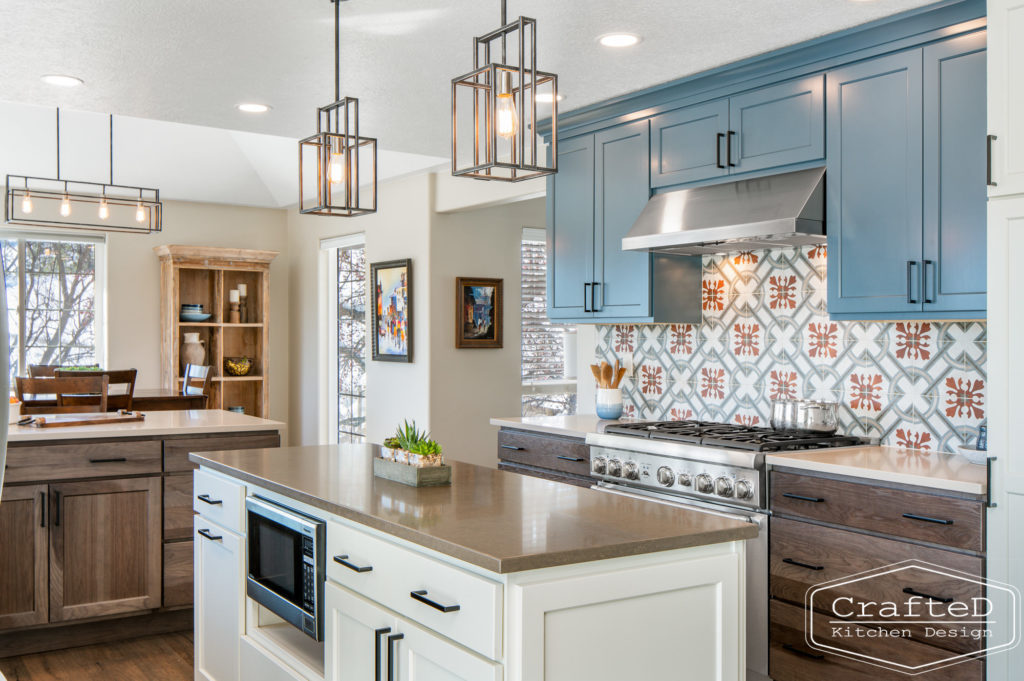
[{"x1": 0, "y1": 631, "x2": 192, "y2": 681}]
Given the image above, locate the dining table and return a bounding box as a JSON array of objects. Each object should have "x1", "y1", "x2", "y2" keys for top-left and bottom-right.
[{"x1": 19, "y1": 387, "x2": 207, "y2": 412}]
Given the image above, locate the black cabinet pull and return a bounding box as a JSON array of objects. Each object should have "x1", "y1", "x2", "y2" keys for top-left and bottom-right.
[
  {"x1": 591, "y1": 282, "x2": 600, "y2": 312},
  {"x1": 923, "y1": 260, "x2": 935, "y2": 304},
  {"x1": 907, "y1": 261, "x2": 919, "y2": 304},
  {"x1": 374, "y1": 627, "x2": 391, "y2": 681},
  {"x1": 387, "y1": 633, "x2": 404, "y2": 681},
  {"x1": 987, "y1": 457, "x2": 997, "y2": 509},
  {"x1": 500, "y1": 444, "x2": 524, "y2": 451},
  {"x1": 196, "y1": 494, "x2": 223, "y2": 506},
  {"x1": 583, "y1": 283, "x2": 592, "y2": 313},
  {"x1": 557, "y1": 455, "x2": 585, "y2": 462},
  {"x1": 716, "y1": 132, "x2": 725, "y2": 169},
  {"x1": 88, "y1": 457, "x2": 127, "y2": 464},
  {"x1": 198, "y1": 528, "x2": 223, "y2": 541},
  {"x1": 40, "y1": 491, "x2": 47, "y2": 528},
  {"x1": 333, "y1": 554, "x2": 373, "y2": 573},
  {"x1": 727, "y1": 130, "x2": 737, "y2": 167},
  {"x1": 903, "y1": 587, "x2": 953, "y2": 603},
  {"x1": 902, "y1": 513, "x2": 953, "y2": 525},
  {"x1": 782, "y1": 492, "x2": 825, "y2": 503},
  {"x1": 783, "y1": 557, "x2": 824, "y2": 571},
  {"x1": 987, "y1": 134, "x2": 998, "y2": 187},
  {"x1": 783, "y1": 643, "x2": 824, "y2": 661},
  {"x1": 410, "y1": 589, "x2": 461, "y2": 613},
  {"x1": 54, "y1": 491, "x2": 61, "y2": 527}
]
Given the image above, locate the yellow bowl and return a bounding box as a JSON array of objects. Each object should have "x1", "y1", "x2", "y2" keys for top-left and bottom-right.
[{"x1": 224, "y1": 356, "x2": 253, "y2": 376}]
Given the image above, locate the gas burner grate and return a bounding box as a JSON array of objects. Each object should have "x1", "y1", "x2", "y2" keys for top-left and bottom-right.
[{"x1": 603, "y1": 420, "x2": 865, "y2": 452}]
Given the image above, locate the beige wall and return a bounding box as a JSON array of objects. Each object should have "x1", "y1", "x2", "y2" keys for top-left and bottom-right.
[{"x1": 104, "y1": 199, "x2": 290, "y2": 422}]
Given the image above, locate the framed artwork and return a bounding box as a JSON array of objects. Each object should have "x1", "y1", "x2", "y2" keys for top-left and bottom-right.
[
  {"x1": 371, "y1": 259, "x2": 413, "y2": 362},
  {"x1": 455, "y1": 277, "x2": 503, "y2": 349}
]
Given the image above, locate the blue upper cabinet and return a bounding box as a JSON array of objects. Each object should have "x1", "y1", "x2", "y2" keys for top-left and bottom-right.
[
  {"x1": 650, "y1": 100, "x2": 729, "y2": 188},
  {"x1": 650, "y1": 76, "x2": 824, "y2": 188},
  {"x1": 547, "y1": 135, "x2": 595, "y2": 319},
  {"x1": 594, "y1": 121, "x2": 652, "y2": 319},
  {"x1": 826, "y1": 51, "x2": 925, "y2": 317},
  {"x1": 922, "y1": 32, "x2": 987, "y2": 314},
  {"x1": 826, "y1": 32, "x2": 986, "y2": 319}
]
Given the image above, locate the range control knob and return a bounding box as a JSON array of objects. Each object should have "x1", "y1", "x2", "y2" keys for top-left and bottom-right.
[
  {"x1": 607, "y1": 459, "x2": 622, "y2": 477},
  {"x1": 592, "y1": 457, "x2": 607, "y2": 475},
  {"x1": 677, "y1": 473, "x2": 692, "y2": 487},
  {"x1": 656, "y1": 467, "x2": 675, "y2": 487},
  {"x1": 715, "y1": 477, "x2": 735, "y2": 497},
  {"x1": 735, "y1": 480, "x2": 754, "y2": 500},
  {"x1": 622, "y1": 461, "x2": 639, "y2": 480},
  {"x1": 695, "y1": 474, "x2": 714, "y2": 494}
]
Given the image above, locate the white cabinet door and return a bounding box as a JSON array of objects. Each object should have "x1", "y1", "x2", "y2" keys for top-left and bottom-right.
[
  {"x1": 194, "y1": 517, "x2": 244, "y2": 681},
  {"x1": 325, "y1": 582, "x2": 397, "y2": 681},
  {"x1": 393, "y1": 620, "x2": 502, "y2": 681},
  {"x1": 988, "y1": 0, "x2": 1024, "y2": 196}
]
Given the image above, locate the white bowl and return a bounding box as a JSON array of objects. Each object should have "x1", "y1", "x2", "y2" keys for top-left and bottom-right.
[{"x1": 957, "y1": 445, "x2": 988, "y2": 465}]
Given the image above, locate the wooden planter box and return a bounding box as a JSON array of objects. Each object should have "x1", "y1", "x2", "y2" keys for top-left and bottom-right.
[{"x1": 373, "y1": 451, "x2": 451, "y2": 487}]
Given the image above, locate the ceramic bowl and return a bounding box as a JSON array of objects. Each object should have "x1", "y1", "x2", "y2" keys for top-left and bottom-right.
[
  {"x1": 224, "y1": 356, "x2": 253, "y2": 376},
  {"x1": 180, "y1": 312, "x2": 212, "y2": 322}
]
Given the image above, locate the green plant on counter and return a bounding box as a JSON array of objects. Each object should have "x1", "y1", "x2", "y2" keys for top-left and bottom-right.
[{"x1": 389, "y1": 420, "x2": 443, "y2": 457}]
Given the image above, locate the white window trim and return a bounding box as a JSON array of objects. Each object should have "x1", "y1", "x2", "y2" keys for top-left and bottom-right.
[{"x1": 0, "y1": 228, "x2": 107, "y2": 374}]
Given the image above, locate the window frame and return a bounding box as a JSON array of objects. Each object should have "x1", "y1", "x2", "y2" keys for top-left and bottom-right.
[{"x1": 1, "y1": 228, "x2": 107, "y2": 377}]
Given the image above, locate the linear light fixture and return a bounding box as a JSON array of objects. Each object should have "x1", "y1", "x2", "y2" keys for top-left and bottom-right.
[
  {"x1": 451, "y1": 0, "x2": 558, "y2": 182},
  {"x1": 5, "y1": 110, "x2": 162, "y2": 234},
  {"x1": 298, "y1": 0, "x2": 377, "y2": 217}
]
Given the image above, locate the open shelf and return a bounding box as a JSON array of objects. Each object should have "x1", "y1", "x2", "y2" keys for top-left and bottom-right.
[{"x1": 215, "y1": 376, "x2": 264, "y2": 382}]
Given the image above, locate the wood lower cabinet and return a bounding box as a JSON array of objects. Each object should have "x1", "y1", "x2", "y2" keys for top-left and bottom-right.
[
  {"x1": 48, "y1": 477, "x2": 162, "y2": 622},
  {"x1": 0, "y1": 484, "x2": 48, "y2": 628},
  {"x1": 496, "y1": 428, "x2": 592, "y2": 487}
]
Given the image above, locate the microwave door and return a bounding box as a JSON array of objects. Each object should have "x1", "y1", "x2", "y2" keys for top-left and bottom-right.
[{"x1": 249, "y1": 513, "x2": 303, "y2": 603}]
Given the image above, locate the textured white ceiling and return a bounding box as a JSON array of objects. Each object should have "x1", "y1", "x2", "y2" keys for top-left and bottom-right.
[{"x1": 0, "y1": 0, "x2": 939, "y2": 160}]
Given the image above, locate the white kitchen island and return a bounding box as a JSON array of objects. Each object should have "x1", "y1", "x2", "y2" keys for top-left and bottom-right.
[{"x1": 191, "y1": 444, "x2": 755, "y2": 681}]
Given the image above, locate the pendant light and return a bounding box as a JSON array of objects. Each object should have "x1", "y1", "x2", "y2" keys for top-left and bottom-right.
[
  {"x1": 298, "y1": 0, "x2": 377, "y2": 217},
  {"x1": 451, "y1": 0, "x2": 559, "y2": 182},
  {"x1": 5, "y1": 110, "x2": 162, "y2": 233}
]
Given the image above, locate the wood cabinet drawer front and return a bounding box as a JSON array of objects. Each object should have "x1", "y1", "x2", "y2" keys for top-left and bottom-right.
[
  {"x1": 497, "y1": 429, "x2": 589, "y2": 477},
  {"x1": 770, "y1": 599, "x2": 982, "y2": 681},
  {"x1": 771, "y1": 518, "x2": 984, "y2": 654},
  {"x1": 164, "y1": 473, "x2": 195, "y2": 541},
  {"x1": 193, "y1": 469, "x2": 245, "y2": 534},
  {"x1": 4, "y1": 441, "x2": 162, "y2": 483},
  {"x1": 163, "y1": 540, "x2": 193, "y2": 608},
  {"x1": 498, "y1": 461, "x2": 594, "y2": 487},
  {"x1": 326, "y1": 520, "x2": 502, "y2": 660},
  {"x1": 164, "y1": 432, "x2": 281, "y2": 473},
  {"x1": 770, "y1": 470, "x2": 983, "y2": 551}
]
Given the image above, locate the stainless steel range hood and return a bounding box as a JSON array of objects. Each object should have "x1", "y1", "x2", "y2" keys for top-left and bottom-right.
[{"x1": 622, "y1": 167, "x2": 825, "y2": 255}]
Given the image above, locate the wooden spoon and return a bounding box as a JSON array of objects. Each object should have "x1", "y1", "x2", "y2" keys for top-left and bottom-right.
[
  {"x1": 590, "y1": 364, "x2": 603, "y2": 387},
  {"x1": 614, "y1": 367, "x2": 627, "y2": 389},
  {"x1": 602, "y1": 362, "x2": 614, "y2": 389}
]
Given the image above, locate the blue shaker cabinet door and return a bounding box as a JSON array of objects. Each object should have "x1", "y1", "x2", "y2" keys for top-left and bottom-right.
[
  {"x1": 729, "y1": 74, "x2": 825, "y2": 173},
  {"x1": 650, "y1": 100, "x2": 729, "y2": 188},
  {"x1": 594, "y1": 120, "x2": 653, "y2": 319},
  {"x1": 546, "y1": 134, "x2": 595, "y2": 319},
  {"x1": 826, "y1": 51, "x2": 925, "y2": 316},
  {"x1": 922, "y1": 32, "x2": 987, "y2": 315}
]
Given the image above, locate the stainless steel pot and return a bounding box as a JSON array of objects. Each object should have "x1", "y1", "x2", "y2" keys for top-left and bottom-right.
[{"x1": 770, "y1": 399, "x2": 839, "y2": 433}]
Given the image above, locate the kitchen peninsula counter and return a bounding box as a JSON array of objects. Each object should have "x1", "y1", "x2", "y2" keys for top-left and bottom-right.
[{"x1": 7, "y1": 408, "x2": 285, "y2": 442}]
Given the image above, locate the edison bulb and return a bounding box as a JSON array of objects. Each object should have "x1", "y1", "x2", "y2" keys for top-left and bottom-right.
[
  {"x1": 98, "y1": 198, "x2": 110, "y2": 220},
  {"x1": 496, "y1": 93, "x2": 518, "y2": 140},
  {"x1": 21, "y1": 192, "x2": 32, "y2": 214},
  {"x1": 135, "y1": 201, "x2": 146, "y2": 223},
  {"x1": 60, "y1": 194, "x2": 71, "y2": 217},
  {"x1": 328, "y1": 151, "x2": 345, "y2": 185}
]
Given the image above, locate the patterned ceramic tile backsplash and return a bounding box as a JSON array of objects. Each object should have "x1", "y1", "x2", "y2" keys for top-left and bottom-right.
[{"x1": 594, "y1": 246, "x2": 986, "y2": 452}]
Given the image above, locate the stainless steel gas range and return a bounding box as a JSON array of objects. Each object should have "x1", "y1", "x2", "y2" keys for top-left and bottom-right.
[{"x1": 585, "y1": 420, "x2": 865, "y2": 681}]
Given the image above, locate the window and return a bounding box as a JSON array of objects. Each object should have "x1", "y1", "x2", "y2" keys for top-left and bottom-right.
[
  {"x1": 2, "y1": 233, "x2": 105, "y2": 383},
  {"x1": 322, "y1": 234, "x2": 367, "y2": 444},
  {"x1": 521, "y1": 229, "x2": 576, "y2": 416}
]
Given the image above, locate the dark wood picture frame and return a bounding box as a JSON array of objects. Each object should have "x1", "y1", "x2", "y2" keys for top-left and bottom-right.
[
  {"x1": 371, "y1": 259, "x2": 413, "y2": 362},
  {"x1": 455, "y1": 277, "x2": 503, "y2": 349}
]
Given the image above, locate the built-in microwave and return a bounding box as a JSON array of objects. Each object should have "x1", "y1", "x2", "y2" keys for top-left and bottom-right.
[{"x1": 245, "y1": 496, "x2": 326, "y2": 641}]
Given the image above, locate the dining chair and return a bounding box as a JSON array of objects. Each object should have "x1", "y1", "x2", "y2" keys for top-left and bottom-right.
[
  {"x1": 16, "y1": 375, "x2": 110, "y2": 415},
  {"x1": 56, "y1": 368, "x2": 137, "y2": 411},
  {"x1": 183, "y1": 364, "x2": 212, "y2": 406},
  {"x1": 28, "y1": 363, "x2": 100, "y2": 378}
]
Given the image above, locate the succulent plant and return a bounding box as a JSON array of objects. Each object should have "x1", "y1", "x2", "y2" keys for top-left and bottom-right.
[{"x1": 389, "y1": 420, "x2": 442, "y2": 457}]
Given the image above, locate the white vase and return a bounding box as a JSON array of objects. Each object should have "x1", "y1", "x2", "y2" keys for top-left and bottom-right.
[
  {"x1": 181, "y1": 332, "x2": 206, "y2": 372},
  {"x1": 596, "y1": 388, "x2": 623, "y2": 420}
]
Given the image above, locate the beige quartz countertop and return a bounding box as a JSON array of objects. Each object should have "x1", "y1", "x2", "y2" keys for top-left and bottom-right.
[
  {"x1": 489, "y1": 414, "x2": 637, "y2": 438},
  {"x1": 767, "y1": 445, "x2": 988, "y2": 495},
  {"x1": 192, "y1": 444, "x2": 757, "y2": 574},
  {"x1": 8, "y1": 409, "x2": 285, "y2": 442}
]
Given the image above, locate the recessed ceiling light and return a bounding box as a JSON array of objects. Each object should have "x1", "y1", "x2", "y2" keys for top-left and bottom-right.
[
  {"x1": 237, "y1": 103, "x2": 271, "y2": 113},
  {"x1": 598, "y1": 33, "x2": 641, "y2": 48},
  {"x1": 535, "y1": 93, "x2": 564, "y2": 103},
  {"x1": 40, "y1": 74, "x2": 83, "y2": 87}
]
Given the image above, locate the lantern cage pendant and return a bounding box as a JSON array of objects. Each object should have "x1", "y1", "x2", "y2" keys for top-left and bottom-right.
[
  {"x1": 298, "y1": 0, "x2": 378, "y2": 217},
  {"x1": 451, "y1": 0, "x2": 559, "y2": 182}
]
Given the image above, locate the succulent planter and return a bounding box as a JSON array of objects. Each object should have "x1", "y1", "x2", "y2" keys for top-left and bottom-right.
[{"x1": 374, "y1": 448, "x2": 451, "y2": 487}]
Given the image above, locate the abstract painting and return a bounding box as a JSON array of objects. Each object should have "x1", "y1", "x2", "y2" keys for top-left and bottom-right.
[{"x1": 371, "y1": 259, "x2": 412, "y2": 362}]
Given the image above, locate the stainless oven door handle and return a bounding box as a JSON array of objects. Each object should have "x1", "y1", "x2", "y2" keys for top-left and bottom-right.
[{"x1": 591, "y1": 483, "x2": 758, "y2": 524}]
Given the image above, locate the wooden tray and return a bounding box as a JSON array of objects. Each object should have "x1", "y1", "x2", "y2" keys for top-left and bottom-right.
[
  {"x1": 373, "y1": 456, "x2": 451, "y2": 487},
  {"x1": 27, "y1": 411, "x2": 146, "y2": 428}
]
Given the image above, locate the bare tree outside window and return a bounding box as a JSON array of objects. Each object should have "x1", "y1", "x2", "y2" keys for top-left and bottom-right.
[
  {"x1": 338, "y1": 244, "x2": 367, "y2": 442},
  {"x1": 3, "y1": 238, "x2": 98, "y2": 384}
]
